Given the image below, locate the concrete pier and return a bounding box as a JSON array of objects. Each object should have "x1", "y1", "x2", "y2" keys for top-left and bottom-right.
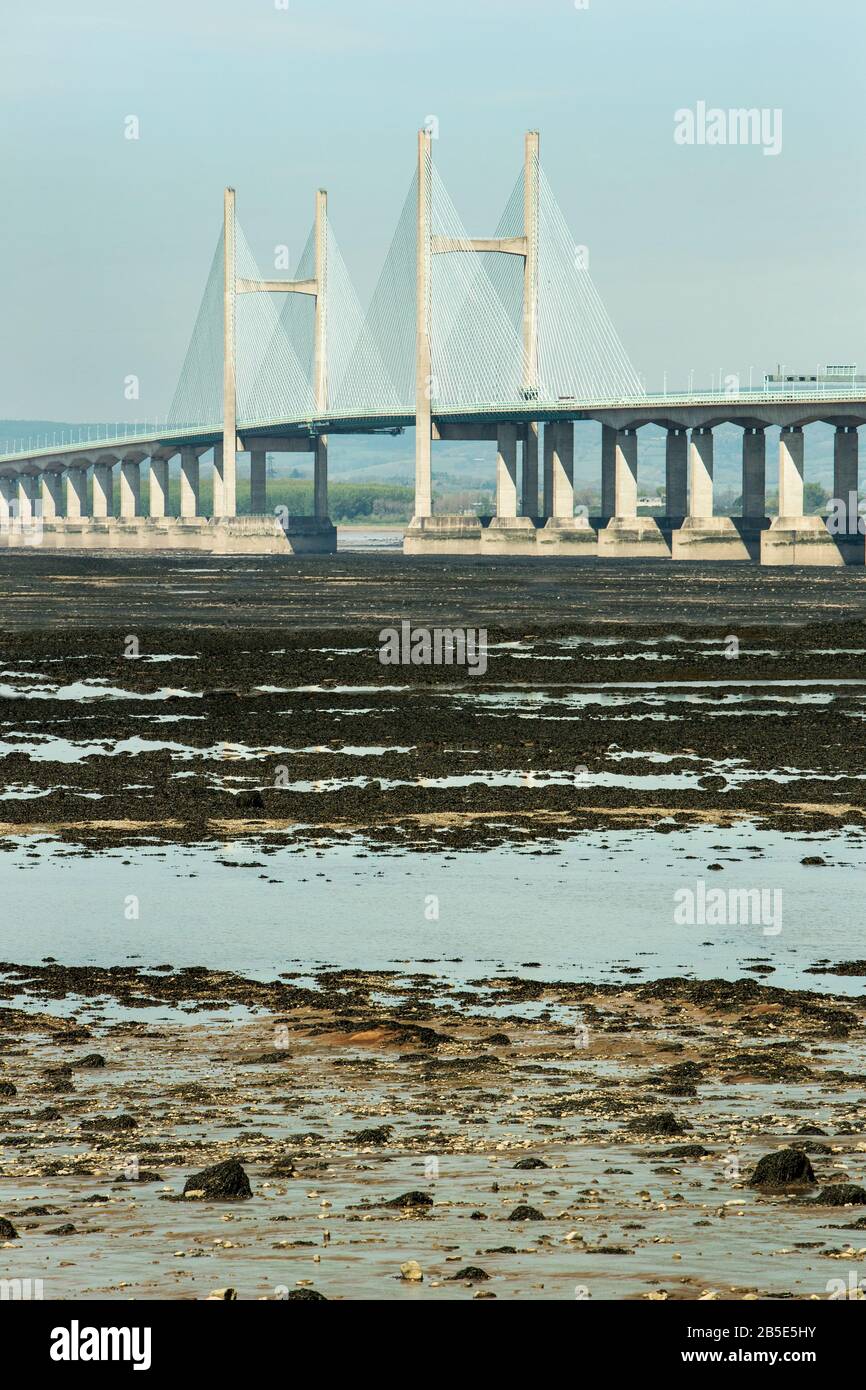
[
  {"x1": 665, "y1": 428, "x2": 687, "y2": 519},
  {"x1": 92, "y1": 462, "x2": 114, "y2": 519},
  {"x1": 180, "y1": 450, "x2": 200, "y2": 518},
  {"x1": 483, "y1": 424, "x2": 536, "y2": 551},
  {"x1": 119, "y1": 459, "x2": 141, "y2": 519},
  {"x1": 522, "y1": 424, "x2": 539, "y2": 518},
  {"x1": 742, "y1": 428, "x2": 766, "y2": 520},
  {"x1": 250, "y1": 450, "x2": 267, "y2": 513},
  {"x1": 598, "y1": 428, "x2": 668, "y2": 558},
  {"x1": 40, "y1": 471, "x2": 63, "y2": 521},
  {"x1": 762, "y1": 425, "x2": 843, "y2": 565},
  {"x1": 65, "y1": 468, "x2": 87, "y2": 520},
  {"x1": 542, "y1": 424, "x2": 554, "y2": 519},
  {"x1": 673, "y1": 426, "x2": 750, "y2": 559},
  {"x1": 601, "y1": 423, "x2": 616, "y2": 520},
  {"x1": 149, "y1": 456, "x2": 170, "y2": 519}
]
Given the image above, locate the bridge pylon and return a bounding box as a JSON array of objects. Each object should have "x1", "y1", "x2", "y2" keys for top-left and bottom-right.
[
  {"x1": 220, "y1": 185, "x2": 333, "y2": 541},
  {"x1": 406, "y1": 129, "x2": 542, "y2": 551}
]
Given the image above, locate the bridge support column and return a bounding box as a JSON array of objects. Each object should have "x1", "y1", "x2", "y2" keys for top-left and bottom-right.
[
  {"x1": 538, "y1": 421, "x2": 595, "y2": 556},
  {"x1": 149, "y1": 458, "x2": 170, "y2": 518},
  {"x1": 665, "y1": 428, "x2": 688, "y2": 519},
  {"x1": 495, "y1": 424, "x2": 518, "y2": 518},
  {"x1": 742, "y1": 428, "x2": 766, "y2": 520},
  {"x1": 762, "y1": 424, "x2": 844, "y2": 565},
  {"x1": 614, "y1": 428, "x2": 638, "y2": 517},
  {"x1": 833, "y1": 426, "x2": 859, "y2": 532},
  {"x1": 180, "y1": 450, "x2": 200, "y2": 518},
  {"x1": 92, "y1": 463, "x2": 114, "y2": 519},
  {"x1": 17, "y1": 474, "x2": 37, "y2": 523},
  {"x1": 673, "y1": 426, "x2": 747, "y2": 559},
  {"x1": 212, "y1": 444, "x2": 225, "y2": 518},
  {"x1": 0, "y1": 477, "x2": 13, "y2": 527},
  {"x1": 314, "y1": 437, "x2": 328, "y2": 519},
  {"x1": 542, "y1": 424, "x2": 554, "y2": 519},
  {"x1": 550, "y1": 421, "x2": 574, "y2": 518},
  {"x1": 600, "y1": 428, "x2": 668, "y2": 558},
  {"x1": 119, "y1": 460, "x2": 141, "y2": 519},
  {"x1": 600, "y1": 423, "x2": 616, "y2": 520},
  {"x1": 778, "y1": 425, "x2": 804, "y2": 518},
  {"x1": 250, "y1": 450, "x2": 267, "y2": 513},
  {"x1": 483, "y1": 423, "x2": 535, "y2": 551},
  {"x1": 522, "y1": 423, "x2": 539, "y2": 517},
  {"x1": 64, "y1": 468, "x2": 88, "y2": 520},
  {"x1": 688, "y1": 426, "x2": 714, "y2": 517},
  {"x1": 40, "y1": 472, "x2": 62, "y2": 521}
]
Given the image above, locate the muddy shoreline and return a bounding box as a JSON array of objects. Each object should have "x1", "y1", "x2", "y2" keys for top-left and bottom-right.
[
  {"x1": 1, "y1": 965, "x2": 865, "y2": 1300},
  {"x1": 1, "y1": 618, "x2": 865, "y2": 850}
]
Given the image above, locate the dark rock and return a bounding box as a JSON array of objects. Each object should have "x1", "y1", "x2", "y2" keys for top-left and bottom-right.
[
  {"x1": 801, "y1": 856, "x2": 826, "y2": 866},
  {"x1": 445, "y1": 1266, "x2": 490, "y2": 1282},
  {"x1": 384, "y1": 1190, "x2": 433, "y2": 1209},
  {"x1": 814, "y1": 1184, "x2": 866, "y2": 1206},
  {"x1": 658, "y1": 1144, "x2": 709, "y2": 1159},
  {"x1": 513, "y1": 1157, "x2": 549, "y2": 1170},
  {"x1": 749, "y1": 1148, "x2": 816, "y2": 1187},
  {"x1": 483, "y1": 1033, "x2": 511, "y2": 1046},
  {"x1": 80, "y1": 1114, "x2": 137, "y2": 1132},
  {"x1": 0, "y1": 1217, "x2": 19, "y2": 1239},
  {"x1": 507, "y1": 1204, "x2": 545, "y2": 1221},
  {"x1": 0, "y1": 1082, "x2": 17, "y2": 1098},
  {"x1": 352, "y1": 1125, "x2": 393, "y2": 1145},
  {"x1": 285, "y1": 1288, "x2": 327, "y2": 1300},
  {"x1": 182, "y1": 1158, "x2": 252, "y2": 1200},
  {"x1": 75, "y1": 1054, "x2": 106, "y2": 1069},
  {"x1": 626, "y1": 1111, "x2": 690, "y2": 1137},
  {"x1": 237, "y1": 790, "x2": 266, "y2": 811}
]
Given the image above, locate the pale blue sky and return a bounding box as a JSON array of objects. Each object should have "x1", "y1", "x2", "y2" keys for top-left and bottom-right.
[{"x1": 2, "y1": 0, "x2": 863, "y2": 419}]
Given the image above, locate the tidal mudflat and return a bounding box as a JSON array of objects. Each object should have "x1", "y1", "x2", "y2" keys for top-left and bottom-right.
[{"x1": 0, "y1": 556, "x2": 864, "y2": 1300}]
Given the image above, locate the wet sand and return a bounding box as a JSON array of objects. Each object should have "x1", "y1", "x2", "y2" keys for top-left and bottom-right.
[{"x1": 1, "y1": 964, "x2": 865, "y2": 1301}]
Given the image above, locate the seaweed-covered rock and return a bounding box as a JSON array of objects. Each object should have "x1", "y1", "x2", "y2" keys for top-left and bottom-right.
[
  {"x1": 182, "y1": 1158, "x2": 252, "y2": 1200},
  {"x1": 749, "y1": 1148, "x2": 815, "y2": 1188},
  {"x1": 445, "y1": 1266, "x2": 490, "y2": 1282},
  {"x1": 507, "y1": 1204, "x2": 545, "y2": 1221},
  {"x1": 285, "y1": 1288, "x2": 327, "y2": 1300},
  {"x1": 626, "y1": 1111, "x2": 690, "y2": 1137},
  {"x1": 80, "y1": 1114, "x2": 137, "y2": 1132},
  {"x1": 513, "y1": 1157, "x2": 549, "y2": 1170},
  {"x1": 385, "y1": 1190, "x2": 432, "y2": 1209},
  {"x1": 814, "y1": 1183, "x2": 866, "y2": 1206},
  {"x1": 0, "y1": 1217, "x2": 19, "y2": 1239},
  {"x1": 352, "y1": 1125, "x2": 393, "y2": 1145}
]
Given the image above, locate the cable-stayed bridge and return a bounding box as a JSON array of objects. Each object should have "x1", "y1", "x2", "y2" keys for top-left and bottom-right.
[{"x1": 1, "y1": 130, "x2": 864, "y2": 564}]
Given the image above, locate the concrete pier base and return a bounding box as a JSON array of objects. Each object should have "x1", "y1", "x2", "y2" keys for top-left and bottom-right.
[
  {"x1": 760, "y1": 515, "x2": 849, "y2": 567},
  {"x1": 0, "y1": 515, "x2": 312, "y2": 554},
  {"x1": 277, "y1": 515, "x2": 337, "y2": 554},
  {"x1": 480, "y1": 514, "x2": 537, "y2": 554},
  {"x1": 597, "y1": 515, "x2": 670, "y2": 559},
  {"x1": 403, "y1": 514, "x2": 483, "y2": 555},
  {"x1": 672, "y1": 515, "x2": 756, "y2": 562},
  {"x1": 537, "y1": 515, "x2": 597, "y2": 556}
]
